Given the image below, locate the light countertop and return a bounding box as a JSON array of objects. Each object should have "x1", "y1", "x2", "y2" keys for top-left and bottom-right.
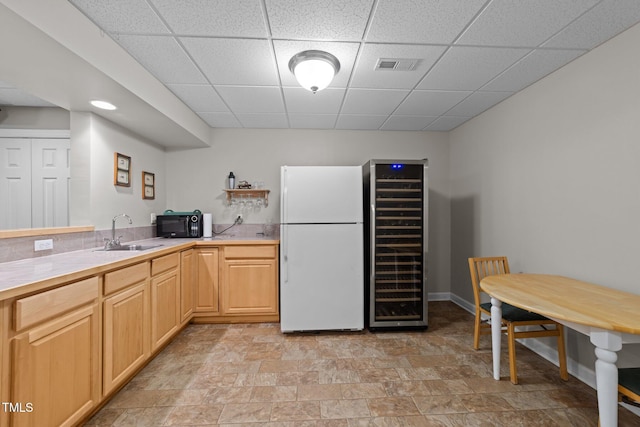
[{"x1": 0, "y1": 235, "x2": 279, "y2": 300}]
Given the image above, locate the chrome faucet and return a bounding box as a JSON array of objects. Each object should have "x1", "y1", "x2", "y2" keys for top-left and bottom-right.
[{"x1": 104, "y1": 214, "x2": 132, "y2": 249}]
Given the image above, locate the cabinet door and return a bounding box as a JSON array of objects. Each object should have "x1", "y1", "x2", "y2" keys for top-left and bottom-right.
[
  {"x1": 103, "y1": 282, "x2": 150, "y2": 395},
  {"x1": 150, "y1": 268, "x2": 180, "y2": 351},
  {"x1": 180, "y1": 249, "x2": 195, "y2": 323},
  {"x1": 12, "y1": 304, "x2": 100, "y2": 427},
  {"x1": 221, "y1": 258, "x2": 278, "y2": 315},
  {"x1": 195, "y1": 248, "x2": 219, "y2": 314}
]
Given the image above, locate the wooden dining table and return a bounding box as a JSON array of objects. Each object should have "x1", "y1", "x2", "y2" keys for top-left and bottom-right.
[{"x1": 480, "y1": 273, "x2": 640, "y2": 427}]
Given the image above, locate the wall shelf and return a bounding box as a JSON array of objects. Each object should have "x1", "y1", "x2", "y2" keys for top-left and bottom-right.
[{"x1": 224, "y1": 189, "x2": 270, "y2": 207}]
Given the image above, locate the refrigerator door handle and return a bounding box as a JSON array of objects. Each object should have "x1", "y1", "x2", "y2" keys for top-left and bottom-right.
[
  {"x1": 282, "y1": 168, "x2": 288, "y2": 283},
  {"x1": 282, "y1": 224, "x2": 288, "y2": 283}
]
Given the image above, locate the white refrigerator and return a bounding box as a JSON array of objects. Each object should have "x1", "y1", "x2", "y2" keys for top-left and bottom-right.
[{"x1": 280, "y1": 166, "x2": 364, "y2": 332}]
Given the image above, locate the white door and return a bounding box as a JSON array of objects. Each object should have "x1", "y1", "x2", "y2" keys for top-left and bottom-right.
[
  {"x1": 0, "y1": 138, "x2": 31, "y2": 229},
  {"x1": 31, "y1": 139, "x2": 70, "y2": 228},
  {"x1": 0, "y1": 138, "x2": 70, "y2": 229},
  {"x1": 281, "y1": 166, "x2": 363, "y2": 224},
  {"x1": 280, "y1": 223, "x2": 364, "y2": 332}
]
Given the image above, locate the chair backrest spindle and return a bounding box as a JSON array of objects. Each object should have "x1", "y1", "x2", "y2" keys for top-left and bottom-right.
[{"x1": 468, "y1": 256, "x2": 510, "y2": 309}]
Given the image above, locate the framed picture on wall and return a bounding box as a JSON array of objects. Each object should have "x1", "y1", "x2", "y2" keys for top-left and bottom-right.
[
  {"x1": 114, "y1": 152, "x2": 131, "y2": 187},
  {"x1": 142, "y1": 171, "x2": 155, "y2": 199}
]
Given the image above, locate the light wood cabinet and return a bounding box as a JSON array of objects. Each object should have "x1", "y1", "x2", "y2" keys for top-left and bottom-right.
[
  {"x1": 193, "y1": 244, "x2": 279, "y2": 322},
  {"x1": 150, "y1": 253, "x2": 181, "y2": 352},
  {"x1": 103, "y1": 262, "x2": 150, "y2": 395},
  {"x1": 1, "y1": 240, "x2": 279, "y2": 426},
  {"x1": 221, "y1": 245, "x2": 278, "y2": 316},
  {"x1": 194, "y1": 248, "x2": 219, "y2": 314},
  {"x1": 10, "y1": 277, "x2": 100, "y2": 427},
  {"x1": 180, "y1": 249, "x2": 196, "y2": 324}
]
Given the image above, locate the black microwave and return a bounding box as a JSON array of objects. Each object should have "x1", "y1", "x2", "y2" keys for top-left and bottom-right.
[{"x1": 156, "y1": 214, "x2": 203, "y2": 238}]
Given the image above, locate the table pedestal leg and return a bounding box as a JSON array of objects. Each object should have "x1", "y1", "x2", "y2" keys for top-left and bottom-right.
[
  {"x1": 490, "y1": 297, "x2": 502, "y2": 380},
  {"x1": 591, "y1": 331, "x2": 622, "y2": 427}
]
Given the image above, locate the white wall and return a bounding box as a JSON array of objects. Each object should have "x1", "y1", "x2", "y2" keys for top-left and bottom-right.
[
  {"x1": 70, "y1": 112, "x2": 166, "y2": 230},
  {"x1": 166, "y1": 128, "x2": 451, "y2": 294},
  {"x1": 449, "y1": 23, "x2": 640, "y2": 379},
  {"x1": 0, "y1": 106, "x2": 69, "y2": 129}
]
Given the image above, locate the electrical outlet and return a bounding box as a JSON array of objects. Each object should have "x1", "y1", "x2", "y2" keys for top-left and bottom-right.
[
  {"x1": 236, "y1": 214, "x2": 243, "y2": 224},
  {"x1": 150, "y1": 213, "x2": 157, "y2": 225},
  {"x1": 34, "y1": 239, "x2": 53, "y2": 251}
]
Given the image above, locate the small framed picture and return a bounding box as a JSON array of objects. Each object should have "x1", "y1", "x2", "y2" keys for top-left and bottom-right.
[
  {"x1": 114, "y1": 153, "x2": 131, "y2": 187},
  {"x1": 117, "y1": 153, "x2": 130, "y2": 171},
  {"x1": 142, "y1": 171, "x2": 155, "y2": 199}
]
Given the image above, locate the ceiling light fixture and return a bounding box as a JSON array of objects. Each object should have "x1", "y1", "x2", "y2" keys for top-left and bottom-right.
[
  {"x1": 90, "y1": 100, "x2": 117, "y2": 110},
  {"x1": 288, "y1": 50, "x2": 340, "y2": 94}
]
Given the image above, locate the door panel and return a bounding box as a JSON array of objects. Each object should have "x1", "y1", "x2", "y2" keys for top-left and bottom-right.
[
  {"x1": 0, "y1": 137, "x2": 70, "y2": 229},
  {"x1": 0, "y1": 138, "x2": 31, "y2": 229},
  {"x1": 280, "y1": 223, "x2": 364, "y2": 332},
  {"x1": 281, "y1": 166, "x2": 363, "y2": 224},
  {"x1": 31, "y1": 139, "x2": 70, "y2": 228}
]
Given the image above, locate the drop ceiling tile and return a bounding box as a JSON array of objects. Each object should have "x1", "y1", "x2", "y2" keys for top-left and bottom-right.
[
  {"x1": 417, "y1": 46, "x2": 530, "y2": 91},
  {"x1": 350, "y1": 44, "x2": 447, "y2": 89},
  {"x1": 167, "y1": 84, "x2": 228, "y2": 112},
  {"x1": 273, "y1": 41, "x2": 359, "y2": 89},
  {"x1": 197, "y1": 112, "x2": 242, "y2": 128},
  {"x1": 26, "y1": 0, "x2": 640, "y2": 134},
  {"x1": 341, "y1": 89, "x2": 409, "y2": 115},
  {"x1": 116, "y1": 35, "x2": 207, "y2": 84},
  {"x1": 236, "y1": 113, "x2": 289, "y2": 128},
  {"x1": 70, "y1": 0, "x2": 169, "y2": 34},
  {"x1": 543, "y1": 0, "x2": 640, "y2": 49},
  {"x1": 457, "y1": 0, "x2": 598, "y2": 47},
  {"x1": 266, "y1": 0, "x2": 373, "y2": 40},
  {"x1": 289, "y1": 114, "x2": 337, "y2": 129},
  {"x1": 150, "y1": 0, "x2": 268, "y2": 37},
  {"x1": 381, "y1": 115, "x2": 437, "y2": 131},
  {"x1": 181, "y1": 38, "x2": 279, "y2": 86},
  {"x1": 446, "y1": 91, "x2": 512, "y2": 116},
  {"x1": 283, "y1": 88, "x2": 345, "y2": 114},
  {"x1": 335, "y1": 114, "x2": 388, "y2": 130},
  {"x1": 425, "y1": 116, "x2": 471, "y2": 131},
  {"x1": 216, "y1": 86, "x2": 284, "y2": 113},
  {"x1": 395, "y1": 90, "x2": 471, "y2": 116},
  {"x1": 366, "y1": 0, "x2": 486, "y2": 44},
  {"x1": 482, "y1": 49, "x2": 585, "y2": 92}
]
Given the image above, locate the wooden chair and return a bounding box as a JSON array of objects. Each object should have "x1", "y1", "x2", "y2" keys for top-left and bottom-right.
[
  {"x1": 619, "y1": 368, "x2": 640, "y2": 407},
  {"x1": 468, "y1": 256, "x2": 569, "y2": 384}
]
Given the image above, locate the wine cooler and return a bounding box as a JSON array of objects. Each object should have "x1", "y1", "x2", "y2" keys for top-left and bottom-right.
[{"x1": 363, "y1": 160, "x2": 428, "y2": 330}]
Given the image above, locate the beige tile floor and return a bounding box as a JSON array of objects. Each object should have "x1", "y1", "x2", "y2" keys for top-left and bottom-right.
[{"x1": 85, "y1": 302, "x2": 639, "y2": 426}]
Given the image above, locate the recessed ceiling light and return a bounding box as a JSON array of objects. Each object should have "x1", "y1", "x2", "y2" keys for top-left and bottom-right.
[{"x1": 90, "y1": 100, "x2": 117, "y2": 110}]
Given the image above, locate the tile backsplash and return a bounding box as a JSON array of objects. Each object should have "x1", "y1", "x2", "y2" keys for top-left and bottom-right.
[
  {"x1": 0, "y1": 223, "x2": 279, "y2": 263},
  {"x1": 0, "y1": 226, "x2": 155, "y2": 264}
]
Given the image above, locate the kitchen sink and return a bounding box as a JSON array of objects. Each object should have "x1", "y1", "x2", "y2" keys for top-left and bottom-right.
[{"x1": 95, "y1": 244, "x2": 163, "y2": 252}]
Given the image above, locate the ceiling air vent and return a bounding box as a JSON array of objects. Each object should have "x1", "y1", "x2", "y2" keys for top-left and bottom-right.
[{"x1": 375, "y1": 58, "x2": 420, "y2": 71}]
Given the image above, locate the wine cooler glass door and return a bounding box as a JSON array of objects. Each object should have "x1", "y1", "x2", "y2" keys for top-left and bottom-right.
[{"x1": 368, "y1": 161, "x2": 427, "y2": 329}]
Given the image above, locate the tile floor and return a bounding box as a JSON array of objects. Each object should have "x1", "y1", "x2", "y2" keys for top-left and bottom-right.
[{"x1": 85, "y1": 302, "x2": 639, "y2": 426}]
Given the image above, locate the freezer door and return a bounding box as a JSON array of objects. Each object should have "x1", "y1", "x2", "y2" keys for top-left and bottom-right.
[
  {"x1": 280, "y1": 223, "x2": 364, "y2": 332},
  {"x1": 281, "y1": 166, "x2": 363, "y2": 224}
]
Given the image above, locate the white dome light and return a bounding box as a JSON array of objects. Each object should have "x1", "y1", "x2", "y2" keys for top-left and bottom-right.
[{"x1": 289, "y1": 50, "x2": 340, "y2": 94}]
